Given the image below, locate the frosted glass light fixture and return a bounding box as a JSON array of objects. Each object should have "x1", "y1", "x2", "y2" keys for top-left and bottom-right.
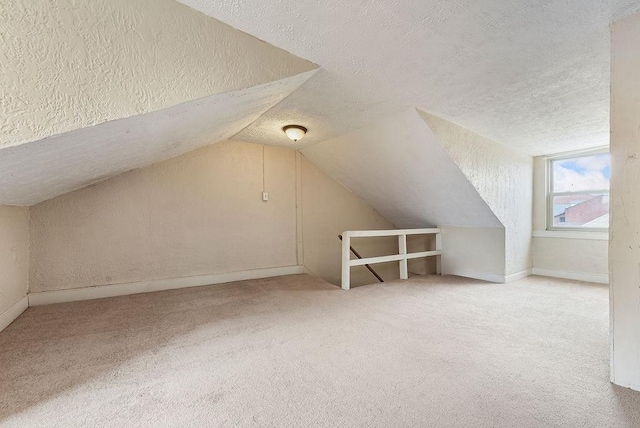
[{"x1": 283, "y1": 125, "x2": 307, "y2": 142}]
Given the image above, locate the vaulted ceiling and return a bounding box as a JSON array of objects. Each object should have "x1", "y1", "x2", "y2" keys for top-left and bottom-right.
[
  {"x1": 0, "y1": 72, "x2": 316, "y2": 206},
  {"x1": 181, "y1": 0, "x2": 640, "y2": 155},
  {"x1": 0, "y1": 0, "x2": 315, "y2": 149},
  {"x1": 301, "y1": 109, "x2": 501, "y2": 229},
  {"x1": 2, "y1": 0, "x2": 638, "y2": 210},
  {"x1": 0, "y1": 0, "x2": 317, "y2": 205}
]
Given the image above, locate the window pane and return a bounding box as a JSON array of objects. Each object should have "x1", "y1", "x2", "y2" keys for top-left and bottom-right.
[
  {"x1": 552, "y1": 153, "x2": 610, "y2": 193},
  {"x1": 552, "y1": 193, "x2": 609, "y2": 228}
]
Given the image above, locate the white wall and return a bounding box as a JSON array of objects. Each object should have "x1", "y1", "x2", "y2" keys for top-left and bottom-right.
[
  {"x1": 300, "y1": 155, "x2": 399, "y2": 287},
  {"x1": 29, "y1": 141, "x2": 401, "y2": 293},
  {"x1": 0, "y1": 206, "x2": 29, "y2": 315},
  {"x1": 610, "y1": 11, "x2": 640, "y2": 391},
  {"x1": 441, "y1": 226, "x2": 506, "y2": 283},
  {"x1": 420, "y1": 111, "x2": 533, "y2": 277},
  {"x1": 0, "y1": 0, "x2": 314, "y2": 148},
  {"x1": 531, "y1": 156, "x2": 609, "y2": 283}
]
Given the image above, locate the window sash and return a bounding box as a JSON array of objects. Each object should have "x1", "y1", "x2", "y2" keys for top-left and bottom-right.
[
  {"x1": 546, "y1": 191, "x2": 609, "y2": 231},
  {"x1": 546, "y1": 155, "x2": 609, "y2": 231},
  {"x1": 550, "y1": 190, "x2": 609, "y2": 197}
]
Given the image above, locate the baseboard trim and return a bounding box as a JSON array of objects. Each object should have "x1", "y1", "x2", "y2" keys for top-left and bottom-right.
[
  {"x1": 532, "y1": 267, "x2": 609, "y2": 284},
  {"x1": 446, "y1": 268, "x2": 505, "y2": 284},
  {"x1": 0, "y1": 295, "x2": 29, "y2": 333},
  {"x1": 611, "y1": 378, "x2": 640, "y2": 392},
  {"x1": 505, "y1": 268, "x2": 533, "y2": 283},
  {"x1": 29, "y1": 266, "x2": 305, "y2": 306}
]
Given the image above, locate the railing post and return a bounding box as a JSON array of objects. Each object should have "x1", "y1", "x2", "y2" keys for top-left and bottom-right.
[
  {"x1": 341, "y1": 232, "x2": 351, "y2": 290},
  {"x1": 435, "y1": 232, "x2": 442, "y2": 275},
  {"x1": 398, "y1": 234, "x2": 408, "y2": 280}
]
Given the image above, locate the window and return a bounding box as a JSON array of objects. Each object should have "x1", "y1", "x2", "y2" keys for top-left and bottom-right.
[{"x1": 547, "y1": 152, "x2": 610, "y2": 230}]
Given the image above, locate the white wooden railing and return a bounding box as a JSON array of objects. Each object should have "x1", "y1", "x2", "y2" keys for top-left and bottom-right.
[{"x1": 341, "y1": 228, "x2": 442, "y2": 290}]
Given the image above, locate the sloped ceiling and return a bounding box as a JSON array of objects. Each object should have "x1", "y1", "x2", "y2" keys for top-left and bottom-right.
[
  {"x1": 0, "y1": 0, "x2": 315, "y2": 148},
  {"x1": 0, "y1": 0, "x2": 319, "y2": 206},
  {"x1": 301, "y1": 109, "x2": 502, "y2": 229},
  {"x1": 182, "y1": 0, "x2": 640, "y2": 155},
  {"x1": 0, "y1": 71, "x2": 316, "y2": 206}
]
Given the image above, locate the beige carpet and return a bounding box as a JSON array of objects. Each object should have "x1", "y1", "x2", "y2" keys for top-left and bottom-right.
[{"x1": 1, "y1": 274, "x2": 639, "y2": 427}]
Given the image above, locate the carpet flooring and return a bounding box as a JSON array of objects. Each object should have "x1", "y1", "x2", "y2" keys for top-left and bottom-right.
[{"x1": 1, "y1": 274, "x2": 639, "y2": 427}]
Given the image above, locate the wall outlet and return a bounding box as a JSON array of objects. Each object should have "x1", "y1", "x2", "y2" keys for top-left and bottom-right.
[{"x1": 262, "y1": 191, "x2": 269, "y2": 202}]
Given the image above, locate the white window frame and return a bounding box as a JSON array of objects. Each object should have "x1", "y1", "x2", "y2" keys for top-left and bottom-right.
[{"x1": 546, "y1": 148, "x2": 609, "y2": 233}]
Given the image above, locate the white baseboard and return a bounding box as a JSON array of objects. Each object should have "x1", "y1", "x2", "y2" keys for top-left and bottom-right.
[
  {"x1": 611, "y1": 377, "x2": 640, "y2": 392},
  {"x1": 532, "y1": 267, "x2": 609, "y2": 284},
  {"x1": 0, "y1": 295, "x2": 29, "y2": 333},
  {"x1": 614, "y1": 382, "x2": 640, "y2": 393},
  {"x1": 446, "y1": 268, "x2": 505, "y2": 284},
  {"x1": 29, "y1": 265, "x2": 305, "y2": 306},
  {"x1": 505, "y1": 268, "x2": 533, "y2": 283}
]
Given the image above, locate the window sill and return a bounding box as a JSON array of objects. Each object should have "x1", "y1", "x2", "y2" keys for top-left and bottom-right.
[{"x1": 532, "y1": 230, "x2": 609, "y2": 241}]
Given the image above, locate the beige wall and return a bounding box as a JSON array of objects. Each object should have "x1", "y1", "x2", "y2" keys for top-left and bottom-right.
[
  {"x1": 300, "y1": 155, "x2": 400, "y2": 287},
  {"x1": 29, "y1": 141, "x2": 402, "y2": 292},
  {"x1": 406, "y1": 234, "x2": 437, "y2": 276},
  {"x1": 30, "y1": 141, "x2": 298, "y2": 292},
  {"x1": 0, "y1": 206, "x2": 29, "y2": 314},
  {"x1": 421, "y1": 111, "x2": 533, "y2": 276},
  {"x1": 0, "y1": 0, "x2": 314, "y2": 148},
  {"x1": 610, "y1": 11, "x2": 640, "y2": 391},
  {"x1": 531, "y1": 156, "x2": 609, "y2": 282}
]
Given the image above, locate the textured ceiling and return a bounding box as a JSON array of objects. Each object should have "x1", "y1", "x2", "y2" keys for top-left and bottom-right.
[
  {"x1": 0, "y1": 71, "x2": 316, "y2": 206},
  {"x1": 0, "y1": 0, "x2": 319, "y2": 206},
  {"x1": 301, "y1": 109, "x2": 501, "y2": 229},
  {"x1": 0, "y1": 0, "x2": 315, "y2": 149},
  {"x1": 180, "y1": 0, "x2": 640, "y2": 155}
]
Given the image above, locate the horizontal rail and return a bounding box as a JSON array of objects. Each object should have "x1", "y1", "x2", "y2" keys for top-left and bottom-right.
[
  {"x1": 344, "y1": 228, "x2": 440, "y2": 238},
  {"x1": 349, "y1": 250, "x2": 442, "y2": 267}
]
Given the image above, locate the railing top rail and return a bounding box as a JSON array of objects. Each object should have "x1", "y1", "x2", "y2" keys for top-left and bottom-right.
[{"x1": 343, "y1": 228, "x2": 440, "y2": 238}]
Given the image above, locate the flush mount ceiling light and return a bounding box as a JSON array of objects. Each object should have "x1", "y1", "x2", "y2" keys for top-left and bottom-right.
[{"x1": 283, "y1": 125, "x2": 307, "y2": 142}]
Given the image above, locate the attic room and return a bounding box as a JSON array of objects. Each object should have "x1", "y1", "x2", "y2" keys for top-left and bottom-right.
[{"x1": 1, "y1": 0, "x2": 640, "y2": 425}]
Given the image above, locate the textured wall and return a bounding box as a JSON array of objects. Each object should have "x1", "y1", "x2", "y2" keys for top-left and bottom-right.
[
  {"x1": 609, "y1": 11, "x2": 640, "y2": 391},
  {"x1": 300, "y1": 155, "x2": 399, "y2": 287},
  {"x1": 0, "y1": 206, "x2": 29, "y2": 315},
  {"x1": 531, "y1": 157, "x2": 608, "y2": 281},
  {"x1": 421, "y1": 111, "x2": 533, "y2": 276},
  {"x1": 30, "y1": 141, "x2": 298, "y2": 292},
  {"x1": 0, "y1": 0, "x2": 314, "y2": 148}
]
